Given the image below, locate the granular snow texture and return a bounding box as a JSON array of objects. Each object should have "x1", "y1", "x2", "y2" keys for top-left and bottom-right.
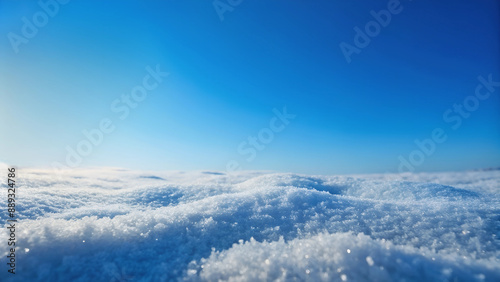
[{"x1": 0, "y1": 166, "x2": 499, "y2": 281}]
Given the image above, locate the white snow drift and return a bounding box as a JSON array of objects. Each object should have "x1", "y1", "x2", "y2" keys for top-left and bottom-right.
[{"x1": 0, "y1": 166, "x2": 499, "y2": 281}]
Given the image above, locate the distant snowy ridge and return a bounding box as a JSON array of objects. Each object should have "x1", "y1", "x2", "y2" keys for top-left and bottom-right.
[{"x1": 1, "y1": 169, "x2": 499, "y2": 281}]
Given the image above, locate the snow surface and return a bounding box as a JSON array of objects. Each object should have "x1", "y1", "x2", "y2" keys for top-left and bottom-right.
[{"x1": 1, "y1": 165, "x2": 499, "y2": 281}]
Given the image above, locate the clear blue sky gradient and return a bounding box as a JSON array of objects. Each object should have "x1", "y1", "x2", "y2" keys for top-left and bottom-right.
[{"x1": 1, "y1": 0, "x2": 499, "y2": 174}]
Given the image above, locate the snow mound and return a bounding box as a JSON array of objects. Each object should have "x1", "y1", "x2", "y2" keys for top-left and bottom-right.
[
  {"x1": 193, "y1": 232, "x2": 499, "y2": 281},
  {"x1": 0, "y1": 169, "x2": 499, "y2": 281}
]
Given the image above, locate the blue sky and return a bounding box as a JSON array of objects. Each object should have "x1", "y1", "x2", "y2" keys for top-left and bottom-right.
[{"x1": 1, "y1": 0, "x2": 499, "y2": 174}]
